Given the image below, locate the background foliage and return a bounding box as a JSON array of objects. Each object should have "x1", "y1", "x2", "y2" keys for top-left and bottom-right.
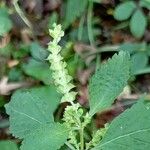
[{"x1": 0, "y1": 0, "x2": 150, "y2": 149}]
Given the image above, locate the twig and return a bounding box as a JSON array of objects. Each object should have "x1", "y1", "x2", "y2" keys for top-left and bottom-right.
[{"x1": 13, "y1": 0, "x2": 32, "y2": 30}]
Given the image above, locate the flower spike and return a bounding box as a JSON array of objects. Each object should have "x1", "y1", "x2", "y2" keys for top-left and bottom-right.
[{"x1": 48, "y1": 24, "x2": 77, "y2": 103}]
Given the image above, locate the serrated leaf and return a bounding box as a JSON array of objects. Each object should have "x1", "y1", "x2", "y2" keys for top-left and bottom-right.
[
  {"x1": 21, "y1": 123, "x2": 69, "y2": 150},
  {"x1": 114, "y1": 1, "x2": 136, "y2": 21},
  {"x1": 130, "y1": 9, "x2": 147, "y2": 38},
  {"x1": 5, "y1": 86, "x2": 61, "y2": 138},
  {"x1": 89, "y1": 51, "x2": 130, "y2": 116},
  {"x1": 93, "y1": 98, "x2": 150, "y2": 150},
  {"x1": 22, "y1": 58, "x2": 52, "y2": 84},
  {"x1": 0, "y1": 141, "x2": 18, "y2": 150},
  {"x1": 64, "y1": 0, "x2": 88, "y2": 27},
  {"x1": 29, "y1": 86, "x2": 62, "y2": 113}
]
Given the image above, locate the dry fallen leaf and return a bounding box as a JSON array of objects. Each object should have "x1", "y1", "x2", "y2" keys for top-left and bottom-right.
[
  {"x1": 7, "y1": 60, "x2": 19, "y2": 68},
  {"x1": 0, "y1": 77, "x2": 32, "y2": 95},
  {"x1": 78, "y1": 85, "x2": 88, "y2": 106},
  {"x1": 44, "y1": 0, "x2": 61, "y2": 11},
  {"x1": 77, "y1": 69, "x2": 92, "y2": 85},
  {"x1": 0, "y1": 34, "x2": 10, "y2": 49}
]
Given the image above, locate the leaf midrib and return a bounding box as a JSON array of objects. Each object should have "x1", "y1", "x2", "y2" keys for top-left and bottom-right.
[
  {"x1": 8, "y1": 106, "x2": 42, "y2": 124},
  {"x1": 99, "y1": 128, "x2": 150, "y2": 148}
]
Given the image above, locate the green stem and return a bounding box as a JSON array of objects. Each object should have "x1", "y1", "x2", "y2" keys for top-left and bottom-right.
[
  {"x1": 96, "y1": 54, "x2": 101, "y2": 71},
  {"x1": 84, "y1": 45, "x2": 119, "y2": 58},
  {"x1": 80, "y1": 127, "x2": 84, "y2": 150},
  {"x1": 78, "y1": 15, "x2": 85, "y2": 41},
  {"x1": 65, "y1": 142, "x2": 76, "y2": 150},
  {"x1": 87, "y1": 1, "x2": 94, "y2": 47},
  {"x1": 85, "y1": 142, "x2": 91, "y2": 150}
]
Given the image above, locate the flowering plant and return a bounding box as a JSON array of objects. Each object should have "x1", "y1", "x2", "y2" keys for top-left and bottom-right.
[{"x1": 5, "y1": 24, "x2": 150, "y2": 150}]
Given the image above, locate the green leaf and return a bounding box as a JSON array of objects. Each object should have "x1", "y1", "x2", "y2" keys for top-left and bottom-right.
[
  {"x1": 114, "y1": 1, "x2": 136, "y2": 21},
  {"x1": 0, "y1": 141, "x2": 18, "y2": 150},
  {"x1": 0, "y1": 43, "x2": 13, "y2": 57},
  {"x1": 21, "y1": 123, "x2": 69, "y2": 150},
  {"x1": 92, "y1": 0, "x2": 102, "y2": 3},
  {"x1": 130, "y1": 9, "x2": 147, "y2": 38},
  {"x1": 12, "y1": 44, "x2": 29, "y2": 59},
  {"x1": 29, "y1": 86, "x2": 62, "y2": 113},
  {"x1": 131, "y1": 52, "x2": 148, "y2": 75},
  {"x1": 89, "y1": 51, "x2": 130, "y2": 116},
  {"x1": 48, "y1": 12, "x2": 59, "y2": 29},
  {"x1": 8, "y1": 67, "x2": 23, "y2": 82},
  {"x1": 69, "y1": 26, "x2": 101, "y2": 43},
  {"x1": 0, "y1": 7, "x2": 9, "y2": 17},
  {"x1": 133, "y1": 67, "x2": 150, "y2": 75},
  {"x1": 93, "y1": 98, "x2": 150, "y2": 150},
  {"x1": 22, "y1": 58, "x2": 52, "y2": 84},
  {"x1": 119, "y1": 42, "x2": 147, "y2": 54},
  {"x1": 5, "y1": 86, "x2": 61, "y2": 138},
  {"x1": 0, "y1": 15, "x2": 12, "y2": 36},
  {"x1": 64, "y1": 0, "x2": 88, "y2": 27},
  {"x1": 0, "y1": 96, "x2": 5, "y2": 107},
  {"x1": 140, "y1": 0, "x2": 150, "y2": 10},
  {"x1": 0, "y1": 8, "x2": 12, "y2": 36},
  {"x1": 30, "y1": 42, "x2": 48, "y2": 61}
]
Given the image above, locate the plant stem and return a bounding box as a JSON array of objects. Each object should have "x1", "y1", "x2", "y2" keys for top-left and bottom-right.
[
  {"x1": 78, "y1": 15, "x2": 85, "y2": 41},
  {"x1": 87, "y1": 1, "x2": 94, "y2": 47},
  {"x1": 84, "y1": 45, "x2": 119, "y2": 58},
  {"x1": 96, "y1": 54, "x2": 101, "y2": 71},
  {"x1": 65, "y1": 142, "x2": 76, "y2": 150},
  {"x1": 13, "y1": 0, "x2": 32, "y2": 30},
  {"x1": 80, "y1": 126, "x2": 84, "y2": 150}
]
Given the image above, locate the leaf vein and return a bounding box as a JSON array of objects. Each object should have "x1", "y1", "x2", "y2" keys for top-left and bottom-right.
[
  {"x1": 100, "y1": 128, "x2": 150, "y2": 147},
  {"x1": 9, "y1": 106, "x2": 42, "y2": 124}
]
